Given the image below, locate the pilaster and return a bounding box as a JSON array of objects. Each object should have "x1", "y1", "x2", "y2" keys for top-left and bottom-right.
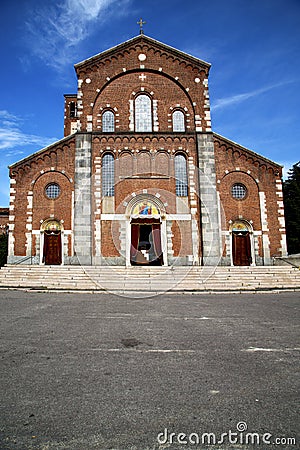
[
  {"x1": 196, "y1": 133, "x2": 221, "y2": 266},
  {"x1": 74, "y1": 133, "x2": 92, "y2": 264}
]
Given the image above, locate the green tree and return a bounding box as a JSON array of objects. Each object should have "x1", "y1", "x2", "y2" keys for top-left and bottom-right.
[
  {"x1": 283, "y1": 162, "x2": 300, "y2": 254},
  {"x1": 0, "y1": 233, "x2": 8, "y2": 267}
]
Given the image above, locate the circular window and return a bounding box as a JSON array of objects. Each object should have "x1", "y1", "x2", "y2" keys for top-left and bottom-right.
[
  {"x1": 45, "y1": 183, "x2": 61, "y2": 199},
  {"x1": 231, "y1": 183, "x2": 247, "y2": 199}
]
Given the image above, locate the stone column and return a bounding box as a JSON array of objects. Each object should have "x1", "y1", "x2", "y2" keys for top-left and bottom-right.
[
  {"x1": 73, "y1": 133, "x2": 92, "y2": 265},
  {"x1": 196, "y1": 133, "x2": 221, "y2": 266}
]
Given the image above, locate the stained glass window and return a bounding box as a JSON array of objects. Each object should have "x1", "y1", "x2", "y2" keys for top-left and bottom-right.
[
  {"x1": 175, "y1": 154, "x2": 188, "y2": 196},
  {"x1": 135, "y1": 95, "x2": 152, "y2": 132}
]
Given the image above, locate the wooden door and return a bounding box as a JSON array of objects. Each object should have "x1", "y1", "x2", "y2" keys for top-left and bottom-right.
[
  {"x1": 44, "y1": 232, "x2": 62, "y2": 265},
  {"x1": 232, "y1": 233, "x2": 251, "y2": 266}
]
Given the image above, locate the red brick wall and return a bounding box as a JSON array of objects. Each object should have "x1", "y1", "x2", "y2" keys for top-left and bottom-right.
[
  {"x1": 214, "y1": 135, "x2": 283, "y2": 258},
  {"x1": 101, "y1": 221, "x2": 120, "y2": 257},
  {"x1": 171, "y1": 221, "x2": 193, "y2": 257},
  {"x1": 73, "y1": 37, "x2": 210, "y2": 133},
  {"x1": 9, "y1": 138, "x2": 75, "y2": 257},
  {"x1": 93, "y1": 72, "x2": 193, "y2": 132}
]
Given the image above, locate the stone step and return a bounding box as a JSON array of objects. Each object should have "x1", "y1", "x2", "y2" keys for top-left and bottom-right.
[
  {"x1": 1, "y1": 267, "x2": 298, "y2": 275},
  {"x1": 0, "y1": 265, "x2": 299, "y2": 293}
]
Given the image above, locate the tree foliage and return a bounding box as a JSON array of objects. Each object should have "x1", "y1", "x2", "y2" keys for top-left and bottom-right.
[
  {"x1": 0, "y1": 234, "x2": 8, "y2": 267},
  {"x1": 283, "y1": 162, "x2": 300, "y2": 254}
]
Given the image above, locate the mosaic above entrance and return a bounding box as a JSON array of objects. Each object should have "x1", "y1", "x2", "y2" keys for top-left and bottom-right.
[
  {"x1": 131, "y1": 201, "x2": 160, "y2": 219},
  {"x1": 41, "y1": 220, "x2": 62, "y2": 233},
  {"x1": 231, "y1": 221, "x2": 250, "y2": 234}
]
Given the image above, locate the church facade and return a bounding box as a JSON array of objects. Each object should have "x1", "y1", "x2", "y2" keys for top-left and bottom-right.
[{"x1": 7, "y1": 34, "x2": 287, "y2": 267}]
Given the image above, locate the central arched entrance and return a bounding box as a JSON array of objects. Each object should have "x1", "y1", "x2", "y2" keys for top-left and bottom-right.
[{"x1": 129, "y1": 199, "x2": 164, "y2": 266}]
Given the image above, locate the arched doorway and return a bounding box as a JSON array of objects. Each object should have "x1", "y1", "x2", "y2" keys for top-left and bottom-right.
[
  {"x1": 130, "y1": 200, "x2": 163, "y2": 266},
  {"x1": 231, "y1": 220, "x2": 253, "y2": 266},
  {"x1": 41, "y1": 220, "x2": 62, "y2": 265}
]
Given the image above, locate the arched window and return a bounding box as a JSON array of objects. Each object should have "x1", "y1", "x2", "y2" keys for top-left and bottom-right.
[
  {"x1": 102, "y1": 154, "x2": 115, "y2": 196},
  {"x1": 175, "y1": 154, "x2": 188, "y2": 196},
  {"x1": 172, "y1": 110, "x2": 185, "y2": 132},
  {"x1": 102, "y1": 110, "x2": 115, "y2": 132},
  {"x1": 135, "y1": 94, "x2": 152, "y2": 132}
]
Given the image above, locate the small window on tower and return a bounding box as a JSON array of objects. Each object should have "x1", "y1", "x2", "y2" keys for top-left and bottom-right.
[
  {"x1": 70, "y1": 122, "x2": 78, "y2": 134},
  {"x1": 102, "y1": 111, "x2": 115, "y2": 132},
  {"x1": 69, "y1": 102, "x2": 77, "y2": 118}
]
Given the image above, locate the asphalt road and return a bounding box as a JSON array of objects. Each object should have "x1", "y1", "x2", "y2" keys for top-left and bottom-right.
[{"x1": 0, "y1": 290, "x2": 299, "y2": 450}]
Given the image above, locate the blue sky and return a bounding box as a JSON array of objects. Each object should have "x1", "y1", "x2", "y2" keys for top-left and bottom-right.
[{"x1": 0, "y1": 0, "x2": 299, "y2": 206}]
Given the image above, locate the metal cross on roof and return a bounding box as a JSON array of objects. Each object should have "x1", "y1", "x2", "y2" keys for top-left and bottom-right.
[{"x1": 137, "y1": 18, "x2": 146, "y2": 35}]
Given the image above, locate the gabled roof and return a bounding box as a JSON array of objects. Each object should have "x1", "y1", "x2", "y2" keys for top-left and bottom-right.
[
  {"x1": 9, "y1": 134, "x2": 74, "y2": 170},
  {"x1": 214, "y1": 133, "x2": 282, "y2": 169},
  {"x1": 75, "y1": 34, "x2": 210, "y2": 70}
]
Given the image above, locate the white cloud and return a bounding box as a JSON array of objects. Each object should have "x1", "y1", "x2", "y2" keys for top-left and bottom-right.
[
  {"x1": 211, "y1": 81, "x2": 294, "y2": 111},
  {"x1": 25, "y1": 0, "x2": 132, "y2": 70},
  {"x1": 0, "y1": 110, "x2": 57, "y2": 154},
  {"x1": 0, "y1": 110, "x2": 19, "y2": 123}
]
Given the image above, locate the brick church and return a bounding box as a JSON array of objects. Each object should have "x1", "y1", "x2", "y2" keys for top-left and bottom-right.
[{"x1": 7, "y1": 32, "x2": 287, "y2": 267}]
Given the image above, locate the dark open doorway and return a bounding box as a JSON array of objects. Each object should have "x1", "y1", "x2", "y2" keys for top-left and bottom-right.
[{"x1": 130, "y1": 221, "x2": 163, "y2": 265}]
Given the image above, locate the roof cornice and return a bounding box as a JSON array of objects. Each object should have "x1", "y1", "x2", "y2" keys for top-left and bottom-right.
[
  {"x1": 74, "y1": 34, "x2": 210, "y2": 70},
  {"x1": 9, "y1": 135, "x2": 75, "y2": 170},
  {"x1": 213, "y1": 133, "x2": 282, "y2": 169}
]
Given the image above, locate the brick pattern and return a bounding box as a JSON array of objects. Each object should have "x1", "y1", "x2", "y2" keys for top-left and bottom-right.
[
  {"x1": 214, "y1": 134, "x2": 285, "y2": 263},
  {"x1": 70, "y1": 36, "x2": 210, "y2": 135},
  {"x1": 8, "y1": 138, "x2": 75, "y2": 262}
]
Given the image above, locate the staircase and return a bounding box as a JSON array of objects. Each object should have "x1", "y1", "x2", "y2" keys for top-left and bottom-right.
[{"x1": 0, "y1": 265, "x2": 299, "y2": 295}]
